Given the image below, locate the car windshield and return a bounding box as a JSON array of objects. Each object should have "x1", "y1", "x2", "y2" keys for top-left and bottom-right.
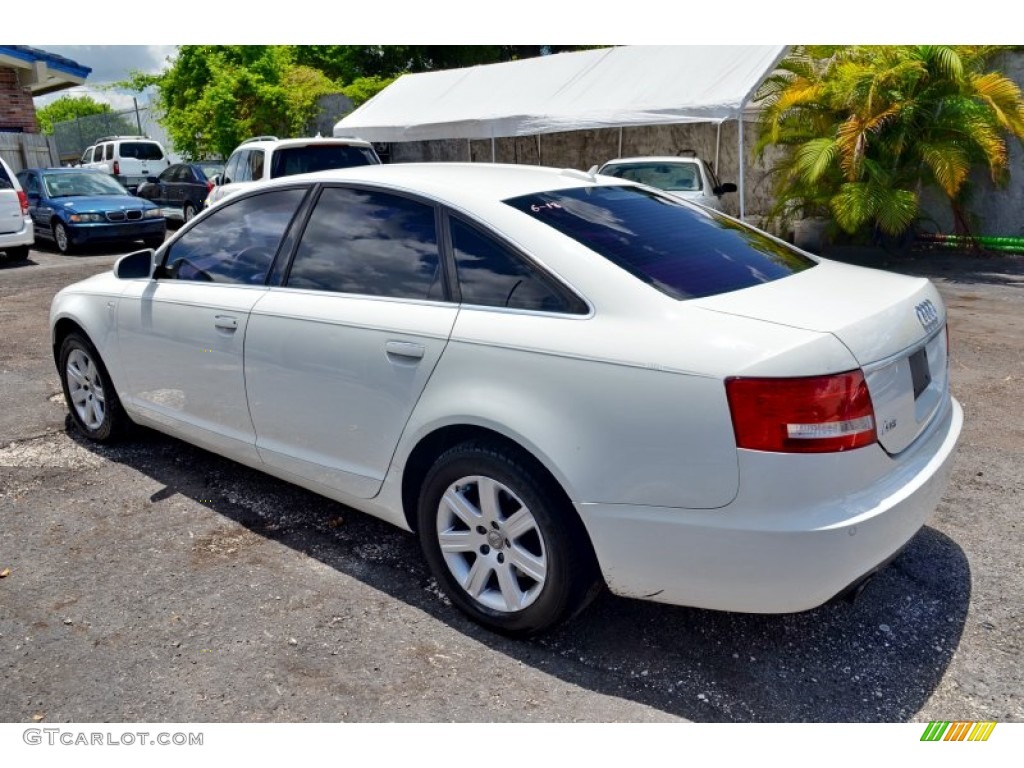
[
  {"x1": 600, "y1": 162, "x2": 703, "y2": 192},
  {"x1": 44, "y1": 173, "x2": 127, "y2": 198},
  {"x1": 269, "y1": 145, "x2": 378, "y2": 178},
  {"x1": 197, "y1": 163, "x2": 224, "y2": 180},
  {"x1": 505, "y1": 185, "x2": 816, "y2": 300},
  {"x1": 119, "y1": 142, "x2": 164, "y2": 161}
]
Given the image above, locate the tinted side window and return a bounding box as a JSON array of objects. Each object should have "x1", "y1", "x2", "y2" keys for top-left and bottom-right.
[
  {"x1": 450, "y1": 218, "x2": 585, "y2": 314},
  {"x1": 236, "y1": 151, "x2": 253, "y2": 182},
  {"x1": 248, "y1": 150, "x2": 265, "y2": 180},
  {"x1": 163, "y1": 188, "x2": 306, "y2": 285},
  {"x1": 223, "y1": 153, "x2": 241, "y2": 184},
  {"x1": 287, "y1": 187, "x2": 443, "y2": 300},
  {"x1": 158, "y1": 166, "x2": 178, "y2": 182},
  {"x1": 104, "y1": 144, "x2": 114, "y2": 161},
  {"x1": 505, "y1": 186, "x2": 816, "y2": 300},
  {"x1": 0, "y1": 163, "x2": 11, "y2": 188}
]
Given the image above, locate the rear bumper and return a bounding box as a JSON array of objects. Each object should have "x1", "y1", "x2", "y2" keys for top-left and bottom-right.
[
  {"x1": 0, "y1": 216, "x2": 34, "y2": 249},
  {"x1": 576, "y1": 396, "x2": 963, "y2": 613}
]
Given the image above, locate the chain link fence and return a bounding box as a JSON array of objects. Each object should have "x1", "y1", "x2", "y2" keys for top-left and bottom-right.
[{"x1": 52, "y1": 103, "x2": 177, "y2": 165}]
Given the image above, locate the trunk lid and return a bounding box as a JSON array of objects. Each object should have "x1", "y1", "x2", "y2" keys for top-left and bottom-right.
[{"x1": 695, "y1": 259, "x2": 949, "y2": 454}]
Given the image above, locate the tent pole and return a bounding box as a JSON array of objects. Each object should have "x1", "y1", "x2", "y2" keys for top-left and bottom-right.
[
  {"x1": 618, "y1": 127, "x2": 623, "y2": 158},
  {"x1": 467, "y1": 139, "x2": 472, "y2": 162},
  {"x1": 737, "y1": 118, "x2": 746, "y2": 221},
  {"x1": 491, "y1": 137, "x2": 496, "y2": 163},
  {"x1": 536, "y1": 135, "x2": 542, "y2": 165},
  {"x1": 715, "y1": 122, "x2": 722, "y2": 171}
]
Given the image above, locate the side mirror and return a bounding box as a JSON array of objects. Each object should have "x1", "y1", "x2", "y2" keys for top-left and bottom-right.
[
  {"x1": 114, "y1": 249, "x2": 155, "y2": 280},
  {"x1": 714, "y1": 182, "x2": 738, "y2": 196}
]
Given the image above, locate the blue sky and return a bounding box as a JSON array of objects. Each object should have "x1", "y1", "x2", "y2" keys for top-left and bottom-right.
[{"x1": 31, "y1": 45, "x2": 176, "y2": 109}]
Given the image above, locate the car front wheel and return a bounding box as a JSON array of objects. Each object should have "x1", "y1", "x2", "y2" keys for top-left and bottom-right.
[
  {"x1": 418, "y1": 440, "x2": 600, "y2": 636},
  {"x1": 53, "y1": 222, "x2": 75, "y2": 255},
  {"x1": 59, "y1": 332, "x2": 131, "y2": 442}
]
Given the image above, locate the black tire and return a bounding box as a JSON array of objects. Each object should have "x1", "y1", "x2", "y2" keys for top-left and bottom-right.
[
  {"x1": 417, "y1": 440, "x2": 600, "y2": 636},
  {"x1": 183, "y1": 203, "x2": 196, "y2": 223},
  {"x1": 4, "y1": 245, "x2": 29, "y2": 261},
  {"x1": 58, "y1": 332, "x2": 132, "y2": 442},
  {"x1": 53, "y1": 221, "x2": 75, "y2": 255}
]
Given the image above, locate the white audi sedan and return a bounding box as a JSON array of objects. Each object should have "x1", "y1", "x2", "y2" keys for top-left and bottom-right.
[{"x1": 50, "y1": 163, "x2": 962, "y2": 636}]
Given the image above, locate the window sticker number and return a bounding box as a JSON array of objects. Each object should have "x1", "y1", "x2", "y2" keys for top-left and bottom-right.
[{"x1": 530, "y1": 201, "x2": 563, "y2": 213}]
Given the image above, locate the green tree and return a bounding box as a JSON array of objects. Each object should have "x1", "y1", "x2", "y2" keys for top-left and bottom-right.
[
  {"x1": 125, "y1": 46, "x2": 339, "y2": 159},
  {"x1": 756, "y1": 46, "x2": 1024, "y2": 238},
  {"x1": 36, "y1": 95, "x2": 115, "y2": 134}
]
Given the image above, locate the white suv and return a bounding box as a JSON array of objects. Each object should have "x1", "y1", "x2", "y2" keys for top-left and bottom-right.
[
  {"x1": 206, "y1": 135, "x2": 380, "y2": 208},
  {"x1": 592, "y1": 153, "x2": 737, "y2": 211},
  {"x1": 0, "y1": 156, "x2": 33, "y2": 262},
  {"x1": 81, "y1": 136, "x2": 171, "y2": 192}
]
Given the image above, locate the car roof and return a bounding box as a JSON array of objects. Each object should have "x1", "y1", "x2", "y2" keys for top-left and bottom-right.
[
  {"x1": 38, "y1": 167, "x2": 108, "y2": 174},
  {"x1": 258, "y1": 163, "x2": 617, "y2": 208},
  {"x1": 235, "y1": 136, "x2": 375, "y2": 153},
  {"x1": 600, "y1": 156, "x2": 701, "y2": 165}
]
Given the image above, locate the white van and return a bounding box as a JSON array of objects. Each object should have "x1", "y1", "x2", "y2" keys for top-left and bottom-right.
[
  {"x1": 0, "y1": 156, "x2": 33, "y2": 261},
  {"x1": 81, "y1": 136, "x2": 171, "y2": 192}
]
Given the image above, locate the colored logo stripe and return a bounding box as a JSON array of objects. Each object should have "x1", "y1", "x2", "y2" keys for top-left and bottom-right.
[{"x1": 921, "y1": 721, "x2": 996, "y2": 741}]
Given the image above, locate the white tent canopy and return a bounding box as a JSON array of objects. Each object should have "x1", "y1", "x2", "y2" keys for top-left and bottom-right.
[{"x1": 334, "y1": 45, "x2": 789, "y2": 218}]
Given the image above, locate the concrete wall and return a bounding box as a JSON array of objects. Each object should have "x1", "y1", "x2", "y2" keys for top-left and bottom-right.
[{"x1": 389, "y1": 120, "x2": 777, "y2": 220}]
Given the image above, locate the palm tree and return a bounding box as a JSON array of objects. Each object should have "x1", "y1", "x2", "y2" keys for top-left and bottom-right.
[{"x1": 756, "y1": 45, "x2": 1024, "y2": 239}]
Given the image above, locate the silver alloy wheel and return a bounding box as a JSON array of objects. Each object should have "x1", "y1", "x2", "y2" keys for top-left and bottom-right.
[
  {"x1": 65, "y1": 348, "x2": 106, "y2": 430},
  {"x1": 436, "y1": 475, "x2": 548, "y2": 613},
  {"x1": 184, "y1": 204, "x2": 195, "y2": 222},
  {"x1": 54, "y1": 223, "x2": 69, "y2": 253}
]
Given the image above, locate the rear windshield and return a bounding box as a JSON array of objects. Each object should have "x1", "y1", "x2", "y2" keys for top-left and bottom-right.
[
  {"x1": 601, "y1": 161, "x2": 703, "y2": 192},
  {"x1": 197, "y1": 162, "x2": 224, "y2": 180},
  {"x1": 270, "y1": 145, "x2": 379, "y2": 178},
  {"x1": 504, "y1": 186, "x2": 816, "y2": 300},
  {"x1": 119, "y1": 142, "x2": 164, "y2": 161}
]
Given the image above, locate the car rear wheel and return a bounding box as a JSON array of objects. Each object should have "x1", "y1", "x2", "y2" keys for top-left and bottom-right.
[
  {"x1": 59, "y1": 332, "x2": 131, "y2": 442},
  {"x1": 53, "y1": 222, "x2": 75, "y2": 255},
  {"x1": 418, "y1": 440, "x2": 600, "y2": 636},
  {"x1": 183, "y1": 203, "x2": 196, "y2": 223}
]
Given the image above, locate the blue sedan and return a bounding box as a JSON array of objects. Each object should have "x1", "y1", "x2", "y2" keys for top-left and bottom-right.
[{"x1": 16, "y1": 168, "x2": 165, "y2": 255}]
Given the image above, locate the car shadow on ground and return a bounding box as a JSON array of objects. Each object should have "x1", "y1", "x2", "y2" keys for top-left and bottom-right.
[{"x1": 68, "y1": 422, "x2": 971, "y2": 723}]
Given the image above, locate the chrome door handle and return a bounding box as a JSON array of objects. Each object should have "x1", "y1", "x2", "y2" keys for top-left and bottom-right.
[
  {"x1": 385, "y1": 341, "x2": 425, "y2": 360},
  {"x1": 214, "y1": 315, "x2": 238, "y2": 331}
]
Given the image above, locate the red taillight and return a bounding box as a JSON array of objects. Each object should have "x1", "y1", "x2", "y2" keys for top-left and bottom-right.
[
  {"x1": 725, "y1": 370, "x2": 877, "y2": 453},
  {"x1": 113, "y1": 160, "x2": 120, "y2": 176},
  {"x1": 206, "y1": 180, "x2": 214, "y2": 193},
  {"x1": 17, "y1": 190, "x2": 28, "y2": 215}
]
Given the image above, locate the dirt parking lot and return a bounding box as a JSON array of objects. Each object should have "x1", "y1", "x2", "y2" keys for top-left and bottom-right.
[{"x1": 1, "y1": 242, "x2": 1021, "y2": 722}]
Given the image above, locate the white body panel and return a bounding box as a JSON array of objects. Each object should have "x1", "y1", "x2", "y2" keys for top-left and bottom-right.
[
  {"x1": 116, "y1": 281, "x2": 266, "y2": 462},
  {"x1": 0, "y1": 157, "x2": 33, "y2": 247},
  {"x1": 245, "y1": 290, "x2": 458, "y2": 499}
]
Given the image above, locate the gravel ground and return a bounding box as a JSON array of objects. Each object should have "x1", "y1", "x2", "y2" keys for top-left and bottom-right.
[{"x1": 0, "y1": 242, "x2": 1021, "y2": 723}]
